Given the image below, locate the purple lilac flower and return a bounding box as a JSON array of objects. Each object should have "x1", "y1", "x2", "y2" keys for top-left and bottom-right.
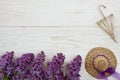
[
  {"x1": 0, "y1": 51, "x2": 14, "y2": 68},
  {"x1": 66, "y1": 55, "x2": 82, "y2": 80},
  {"x1": 12, "y1": 53, "x2": 34, "y2": 80},
  {"x1": 45, "y1": 53, "x2": 65, "y2": 80},
  {"x1": 0, "y1": 51, "x2": 82, "y2": 80},
  {"x1": 0, "y1": 51, "x2": 14, "y2": 79},
  {"x1": 0, "y1": 71, "x2": 4, "y2": 80},
  {"x1": 30, "y1": 51, "x2": 46, "y2": 80}
]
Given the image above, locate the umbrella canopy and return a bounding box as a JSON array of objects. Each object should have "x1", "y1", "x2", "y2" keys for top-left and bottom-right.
[{"x1": 97, "y1": 5, "x2": 117, "y2": 42}]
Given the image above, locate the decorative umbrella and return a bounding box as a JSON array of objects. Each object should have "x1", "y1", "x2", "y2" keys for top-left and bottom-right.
[{"x1": 96, "y1": 5, "x2": 117, "y2": 42}]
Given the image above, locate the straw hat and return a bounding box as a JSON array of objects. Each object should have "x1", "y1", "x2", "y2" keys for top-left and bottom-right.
[{"x1": 85, "y1": 47, "x2": 117, "y2": 79}]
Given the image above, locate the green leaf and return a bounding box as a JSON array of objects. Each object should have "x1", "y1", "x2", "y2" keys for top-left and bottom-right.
[{"x1": 4, "y1": 75, "x2": 9, "y2": 80}]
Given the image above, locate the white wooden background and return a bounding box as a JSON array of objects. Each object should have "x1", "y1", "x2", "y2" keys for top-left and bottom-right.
[{"x1": 0, "y1": 0, "x2": 120, "y2": 80}]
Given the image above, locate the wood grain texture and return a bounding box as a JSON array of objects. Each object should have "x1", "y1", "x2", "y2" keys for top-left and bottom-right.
[
  {"x1": 0, "y1": 0, "x2": 120, "y2": 79},
  {"x1": 0, "y1": 0, "x2": 120, "y2": 26},
  {"x1": 0, "y1": 26, "x2": 120, "y2": 80}
]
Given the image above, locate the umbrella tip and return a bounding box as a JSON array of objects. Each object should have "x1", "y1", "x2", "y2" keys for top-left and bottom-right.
[{"x1": 112, "y1": 37, "x2": 117, "y2": 43}]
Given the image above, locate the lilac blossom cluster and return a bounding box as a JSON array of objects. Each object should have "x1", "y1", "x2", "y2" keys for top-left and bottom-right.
[{"x1": 0, "y1": 51, "x2": 82, "y2": 80}]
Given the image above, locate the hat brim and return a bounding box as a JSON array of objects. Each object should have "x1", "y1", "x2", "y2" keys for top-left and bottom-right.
[{"x1": 85, "y1": 47, "x2": 117, "y2": 79}]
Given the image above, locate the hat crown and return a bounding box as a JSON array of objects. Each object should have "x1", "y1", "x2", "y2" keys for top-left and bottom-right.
[{"x1": 93, "y1": 55, "x2": 109, "y2": 72}]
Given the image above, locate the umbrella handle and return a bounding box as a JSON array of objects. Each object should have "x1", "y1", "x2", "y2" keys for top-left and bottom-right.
[{"x1": 99, "y1": 5, "x2": 106, "y2": 18}]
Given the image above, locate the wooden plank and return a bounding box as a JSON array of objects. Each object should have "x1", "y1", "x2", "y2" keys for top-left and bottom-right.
[{"x1": 0, "y1": 0, "x2": 120, "y2": 26}]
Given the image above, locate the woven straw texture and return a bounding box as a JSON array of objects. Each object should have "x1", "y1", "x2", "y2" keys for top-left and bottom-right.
[{"x1": 85, "y1": 47, "x2": 117, "y2": 79}]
